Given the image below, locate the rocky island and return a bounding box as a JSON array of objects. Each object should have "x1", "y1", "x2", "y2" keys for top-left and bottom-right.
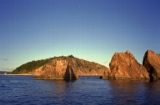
[
  {"x1": 12, "y1": 50, "x2": 160, "y2": 81},
  {"x1": 12, "y1": 55, "x2": 110, "y2": 80}
]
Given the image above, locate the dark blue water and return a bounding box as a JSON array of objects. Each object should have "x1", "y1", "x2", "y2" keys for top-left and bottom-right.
[{"x1": 0, "y1": 76, "x2": 160, "y2": 105}]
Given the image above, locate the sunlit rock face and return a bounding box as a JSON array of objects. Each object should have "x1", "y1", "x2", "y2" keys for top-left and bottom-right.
[
  {"x1": 36, "y1": 61, "x2": 79, "y2": 80},
  {"x1": 143, "y1": 50, "x2": 160, "y2": 80},
  {"x1": 35, "y1": 59, "x2": 70, "y2": 80},
  {"x1": 34, "y1": 56, "x2": 110, "y2": 80},
  {"x1": 108, "y1": 51, "x2": 149, "y2": 80}
]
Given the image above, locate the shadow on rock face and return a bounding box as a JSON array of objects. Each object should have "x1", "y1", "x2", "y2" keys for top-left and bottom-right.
[
  {"x1": 64, "y1": 64, "x2": 79, "y2": 81},
  {"x1": 143, "y1": 50, "x2": 160, "y2": 81}
]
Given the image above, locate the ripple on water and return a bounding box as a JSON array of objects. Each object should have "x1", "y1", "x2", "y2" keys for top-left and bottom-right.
[{"x1": 0, "y1": 76, "x2": 160, "y2": 105}]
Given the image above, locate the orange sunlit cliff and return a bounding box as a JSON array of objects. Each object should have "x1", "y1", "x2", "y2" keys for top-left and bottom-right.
[{"x1": 12, "y1": 50, "x2": 160, "y2": 81}]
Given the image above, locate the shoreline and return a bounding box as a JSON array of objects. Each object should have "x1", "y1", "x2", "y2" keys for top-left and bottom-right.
[{"x1": 0, "y1": 74, "x2": 38, "y2": 76}]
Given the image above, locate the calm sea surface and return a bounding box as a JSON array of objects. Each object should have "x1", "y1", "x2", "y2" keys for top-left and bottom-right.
[{"x1": 0, "y1": 75, "x2": 160, "y2": 105}]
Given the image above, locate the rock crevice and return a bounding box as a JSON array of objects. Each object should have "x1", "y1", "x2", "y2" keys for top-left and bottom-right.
[
  {"x1": 143, "y1": 50, "x2": 160, "y2": 80},
  {"x1": 64, "y1": 64, "x2": 79, "y2": 80}
]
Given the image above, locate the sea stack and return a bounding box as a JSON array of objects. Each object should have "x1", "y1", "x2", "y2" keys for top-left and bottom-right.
[
  {"x1": 64, "y1": 64, "x2": 79, "y2": 80},
  {"x1": 143, "y1": 50, "x2": 160, "y2": 80},
  {"x1": 108, "y1": 51, "x2": 149, "y2": 80}
]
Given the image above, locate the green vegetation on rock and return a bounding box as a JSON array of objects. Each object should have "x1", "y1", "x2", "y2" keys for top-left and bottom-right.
[
  {"x1": 12, "y1": 58, "x2": 53, "y2": 74},
  {"x1": 12, "y1": 55, "x2": 108, "y2": 76}
]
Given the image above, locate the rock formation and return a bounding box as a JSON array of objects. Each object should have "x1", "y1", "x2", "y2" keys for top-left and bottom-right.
[
  {"x1": 35, "y1": 59, "x2": 70, "y2": 80},
  {"x1": 108, "y1": 51, "x2": 149, "y2": 80},
  {"x1": 143, "y1": 50, "x2": 160, "y2": 80},
  {"x1": 34, "y1": 57, "x2": 110, "y2": 80},
  {"x1": 13, "y1": 55, "x2": 110, "y2": 80},
  {"x1": 35, "y1": 61, "x2": 79, "y2": 80},
  {"x1": 64, "y1": 64, "x2": 79, "y2": 80},
  {"x1": 13, "y1": 50, "x2": 160, "y2": 81}
]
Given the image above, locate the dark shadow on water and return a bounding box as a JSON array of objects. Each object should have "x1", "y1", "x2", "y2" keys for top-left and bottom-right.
[
  {"x1": 142, "y1": 80, "x2": 160, "y2": 105},
  {"x1": 42, "y1": 79, "x2": 77, "y2": 96},
  {"x1": 43, "y1": 79, "x2": 77, "y2": 84}
]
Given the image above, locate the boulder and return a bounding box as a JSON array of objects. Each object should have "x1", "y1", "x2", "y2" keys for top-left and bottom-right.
[
  {"x1": 108, "y1": 51, "x2": 149, "y2": 80},
  {"x1": 143, "y1": 50, "x2": 160, "y2": 80}
]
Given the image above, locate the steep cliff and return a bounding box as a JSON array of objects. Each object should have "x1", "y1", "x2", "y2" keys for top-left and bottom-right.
[
  {"x1": 143, "y1": 50, "x2": 160, "y2": 80},
  {"x1": 108, "y1": 51, "x2": 149, "y2": 80},
  {"x1": 12, "y1": 55, "x2": 110, "y2": 80}
]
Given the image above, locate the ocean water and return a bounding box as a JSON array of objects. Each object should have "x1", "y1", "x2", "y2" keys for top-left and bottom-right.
[{"x1": 0, "y1": 75, "x2": 160, "y2": 105}]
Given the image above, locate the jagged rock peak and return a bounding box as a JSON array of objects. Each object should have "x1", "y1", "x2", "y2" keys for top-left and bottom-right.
[
  {"x1": 125, "y1": 50, "x2": 131, "y2": 54},
  {"x1": 108, "y1": 51, "x2": 149, "y2": 80},
  {"x1": 110, "y1": 50, "x2": 136, "y2": 64},
  {"x1": 143, "y1": 50, "x2": 160, "y2": 80},
  {"x1": 64, "y1": 63, "x2": 79, "y2": 80},
  {"x1": 114, "y1": 50, "x2": 132, "y2": 55}
]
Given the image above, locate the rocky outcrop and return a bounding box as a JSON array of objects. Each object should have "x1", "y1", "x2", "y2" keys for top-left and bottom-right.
[
  {"x1": 35, "y1": 61, "x2": 79, "y2": 80},
  {"x1": 64, "y1": 64, "x2": 79, "y2": 80},
  {"x1": 15, "y1": 56, "x2": 110, "y2": 80},
  {"x1": 35, "y1": 59, "x2": 70, "y2": 80},
  {"x1": 143, "y1": 50, "x2": 160, "y2": 80},
  {"x1": 13, "y1": 50, "x2": 160, "y2": 81},
  {"x1": 108, "y1": 51, "x2": 149, "y2": 80}
]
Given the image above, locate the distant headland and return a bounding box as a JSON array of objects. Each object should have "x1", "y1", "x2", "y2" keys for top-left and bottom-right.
[{"x1": 11, "y1": 50, "x2": 160, "y2": 81}]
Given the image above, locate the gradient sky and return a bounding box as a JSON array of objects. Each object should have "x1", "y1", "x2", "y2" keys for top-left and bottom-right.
[{"x1": 0, "y1": 0, "x2": 160, "y2": 71}]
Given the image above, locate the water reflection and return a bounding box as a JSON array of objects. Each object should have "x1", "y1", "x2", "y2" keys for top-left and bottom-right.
[
  {"x1": 108, "y1": 80, "x2": 160, "y2": 105},
  {"x1": 109, "y1": 80, "x2": 140, "y2": 104},
  {"x1": 143, "y1": 81, "x2": 160, "y2": 105},
  {"x1": 44, "y1": 80, "x2": 76, "y2": 94},
  {"x1": 40, "y1": 78, "x2": 160, "y2": 105},
  {"x1": 42, "y1": 77, "x2": 114, "y2": 105}
]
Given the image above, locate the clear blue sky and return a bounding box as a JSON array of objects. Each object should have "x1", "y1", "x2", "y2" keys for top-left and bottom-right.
[{"x1": 0, "y1": 0, "x2": 160, "y2": 71}]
